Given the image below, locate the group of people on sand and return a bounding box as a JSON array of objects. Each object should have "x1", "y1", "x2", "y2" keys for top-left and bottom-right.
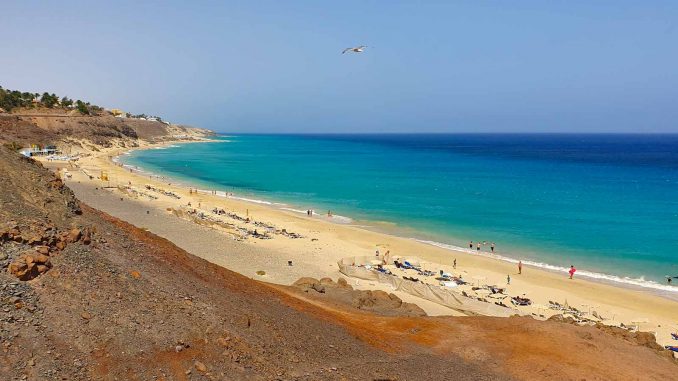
[
  {"x1": 306, "y1": 209, "x2": 331, "y2": 217},
  {"x1": 468, "y1": 240, "x2": 579, "y2": 281},
  {"x1": 469, "y1": 241, "x2": 496, "y2": 253}
]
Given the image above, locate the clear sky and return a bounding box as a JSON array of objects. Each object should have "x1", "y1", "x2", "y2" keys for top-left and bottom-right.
[{"x1": 2, "y1": 1, "x2": 677, "y2": 133}]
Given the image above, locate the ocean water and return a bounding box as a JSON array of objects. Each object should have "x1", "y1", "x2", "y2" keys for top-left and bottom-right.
[{"x1": 124, "y1": 134, "x2": 678, "y2": 292}]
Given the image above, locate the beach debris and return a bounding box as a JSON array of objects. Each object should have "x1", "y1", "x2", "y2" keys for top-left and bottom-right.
[
  {"x1": 118, "y1": 185, "x2": 158, "y2": 200},
  {"x1": 144, "y1": 184, "x2": 181, "y2": 199},
  {"x1": 256, "y1": 270, "x2": 266, "y2": 276},
  {"x1": 277, "y1": 228, "x2": 303, "y2": 239}
]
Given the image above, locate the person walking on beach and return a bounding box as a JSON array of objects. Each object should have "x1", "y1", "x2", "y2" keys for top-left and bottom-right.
[
  {"x1": 453, "y1": 258, "x2": 457, "y2": 269},
  {"x1": 569, "y1": 265, "x2": 576, "y2": 279},
  {"x1": 507, "y1": 274, "x2": 511, "y2": 285},
  {"x1": 518, "y1": 260, "x2": 522, "y2": 275},
  {"x1": 491, "y1": 242, "x2": 495, "y2": 252}
]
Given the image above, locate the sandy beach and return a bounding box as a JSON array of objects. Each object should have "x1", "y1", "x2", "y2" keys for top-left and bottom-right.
[{"x1": 44, "y1": 140, "x2": 678, "y2": 347}]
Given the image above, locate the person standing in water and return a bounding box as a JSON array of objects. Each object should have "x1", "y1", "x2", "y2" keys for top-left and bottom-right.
[
  {"x1": 569, "y1": 265, "x2": 576, "y2": 279},
  {"x1": 476, "y1": 242, "x2": 481, "y2": 251},
  {"x1": 491, "y1": 242, "x2": 495, "y2": 252},
  {"x1": 469, "y1": 241, "x2": 473, "y2": 249},
  {"x1": 518, "y1": 260, "x2": 522, "y2": 275}
]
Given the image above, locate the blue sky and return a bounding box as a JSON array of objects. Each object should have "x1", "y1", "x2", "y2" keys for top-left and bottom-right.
[{"x1": 2, "y1": 1, "x2": 677, "y2": 133}]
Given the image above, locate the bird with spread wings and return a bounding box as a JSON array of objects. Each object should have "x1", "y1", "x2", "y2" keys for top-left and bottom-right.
[{"x1": 342, "y1": 45, "x2": 367, "y2": 54}]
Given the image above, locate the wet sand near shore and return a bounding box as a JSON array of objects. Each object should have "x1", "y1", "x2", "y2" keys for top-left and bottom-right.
[{"x1": 43, "y1": 141, "x2": 678, "y2": 347}]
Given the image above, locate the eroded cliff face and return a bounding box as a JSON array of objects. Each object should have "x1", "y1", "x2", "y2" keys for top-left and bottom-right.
[{"x1": 0, "y1": 108, "x2": 214, "y2": 150}]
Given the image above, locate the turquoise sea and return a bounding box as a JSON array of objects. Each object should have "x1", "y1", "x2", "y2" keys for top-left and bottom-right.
[{"x1": 123, "y1": 134, "x2": 678, "y2": 294}]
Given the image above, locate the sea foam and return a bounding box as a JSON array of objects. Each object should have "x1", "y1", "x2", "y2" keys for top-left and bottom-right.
[{"x1": 415, "y1": 239, "x2": 678, "y2": 294}]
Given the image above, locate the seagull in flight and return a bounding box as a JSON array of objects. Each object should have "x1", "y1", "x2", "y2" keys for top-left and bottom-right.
[{"x1": 342, "y1": 45, "x2": 367, "y2": 54}]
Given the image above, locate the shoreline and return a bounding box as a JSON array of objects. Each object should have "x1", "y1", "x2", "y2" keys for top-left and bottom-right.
[
  {"x1": 47, "y1": 138, "x2": 678, "y2": 346},
  {"x1": 120, "y1": 140, "x2": 678, "y2": 299}
]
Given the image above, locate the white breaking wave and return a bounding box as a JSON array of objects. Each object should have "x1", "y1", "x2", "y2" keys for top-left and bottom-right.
[
  {"x1": 279, "y1": 208, "x2": 353, "y2": 223},
  {"x1": 330, "y1": 215, "x2": 353, "y2": 224},
  {"x1": 415, "y1": 239, "x2": 678, "y2": 294},
  {"x1": 230, "y1": 196, "x2": 275, "y2": 205},
  {"x1": 280, "y1": 207, "x2": 309, "y2": 214},
  {"x1": 152, "y1": 144, "x2": 181, "y2": 150}
]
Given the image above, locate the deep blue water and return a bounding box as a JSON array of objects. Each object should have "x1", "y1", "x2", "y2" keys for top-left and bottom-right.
[{"x1": 124, "y1": 134, "x2": 678, "y2": 291}]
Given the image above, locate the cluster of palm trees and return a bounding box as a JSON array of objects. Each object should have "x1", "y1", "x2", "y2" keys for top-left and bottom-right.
[{"x1": 0, "y1": 86, "x2": 98, "y2": 114}]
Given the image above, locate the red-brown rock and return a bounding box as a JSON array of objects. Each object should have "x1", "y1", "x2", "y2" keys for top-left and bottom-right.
[
  {"x1": 8, "y1": 253, "x2": 52, "y2": 281},
  {"x1": 66, "y1": 228, "x2": 82, "y2": 243},
  {"x1": 82, "y1": 228, "x2": 92, "y2": 245}
]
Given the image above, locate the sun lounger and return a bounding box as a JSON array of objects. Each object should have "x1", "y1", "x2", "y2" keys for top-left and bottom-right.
[
  {"x1": 511, "y1": 296, "x2": 532, "y2": 306},
  {"x1": 671, "y1": 333, "x2": 678, "y2": 340},
  {"x1": 489, "y1": 286, "x2": 505, "y2": 294}
]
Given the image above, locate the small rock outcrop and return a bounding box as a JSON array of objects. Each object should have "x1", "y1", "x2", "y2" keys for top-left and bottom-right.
[
  {"x1": 292, "y1": 277, "x2": 426, "y2": 317},
  {"x1": 2, "y1": 222, "x2": 91, "y2": 281},
  {"x1": 8, "y1": 250, "x2": 53, "y2": 281}
]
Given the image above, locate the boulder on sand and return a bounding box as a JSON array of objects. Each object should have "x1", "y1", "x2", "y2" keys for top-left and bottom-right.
[{"x1": 292, "y1": 277, "x2": 326, "y2": 293}]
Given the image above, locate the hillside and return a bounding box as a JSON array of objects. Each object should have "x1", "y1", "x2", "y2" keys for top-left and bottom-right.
[{"x1": 0, "y1": 107, "x2": 213, "y2": 150}]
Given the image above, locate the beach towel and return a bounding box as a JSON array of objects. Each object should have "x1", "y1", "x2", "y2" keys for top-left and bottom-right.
[
  {"x1": 665, "y1": 345, "x2": 678, "y2": 352},
  {"x1": 440, "y1": 281, "x2": 458, "y2": 288}
]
